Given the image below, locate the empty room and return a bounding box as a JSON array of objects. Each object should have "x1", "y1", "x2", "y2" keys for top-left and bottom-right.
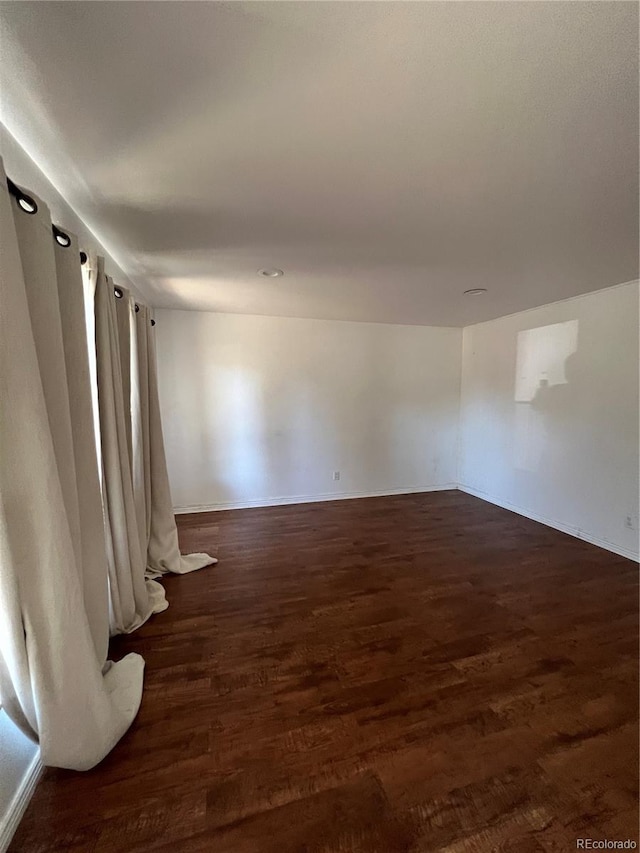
[{"x1": 0, "y1": 2, "x2": 638, "y2": 851}]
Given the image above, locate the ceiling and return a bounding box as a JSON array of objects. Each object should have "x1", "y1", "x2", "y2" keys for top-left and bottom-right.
[{"x1": 1, "y1": 1, "x2": 638, "y2": 327}]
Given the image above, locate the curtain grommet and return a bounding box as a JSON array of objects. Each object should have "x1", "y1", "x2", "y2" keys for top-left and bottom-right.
[
  {"x1": 7, "y1": 178, "x2": 38, "y2": 214},
  {"x1": 53, "y1": 225, "x2": 71, "y2": 248}
]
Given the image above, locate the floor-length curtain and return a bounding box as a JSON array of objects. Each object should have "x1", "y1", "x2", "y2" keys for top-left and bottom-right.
[
  {"x1": 114, "y1": 286, "x2": 133, "y2": 469},
  {"x1": 54, "y1": 238, "x2": 110, "y2": 664},
  {"x1": 0, "y1": 161, "x2": 144, "y2": 770},
  {"x1": 132, "y1": 303, "x2": 151, "y2": 567},
  {"x1": 93, "y1": 267, "x2": 167, "y2": 633},
  {"x1": 136, "y1": 305, "x2": 215, "y2": 577},
  {"x1": 87, "y1": 259, "x2": 214, "y2": 637}
]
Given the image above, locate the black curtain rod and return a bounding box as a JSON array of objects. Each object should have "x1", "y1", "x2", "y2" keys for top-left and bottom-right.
[{"x1": 7, "y1": 176, "x2": 87, "y2": 265}]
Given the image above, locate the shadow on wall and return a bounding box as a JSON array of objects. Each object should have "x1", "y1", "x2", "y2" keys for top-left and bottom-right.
[
  {"x1": 163, "y1": 317, "x2": 457, "y2": 507},
  {"x1": 513, "y1": 320, "x2": 579, "y2": 473}
]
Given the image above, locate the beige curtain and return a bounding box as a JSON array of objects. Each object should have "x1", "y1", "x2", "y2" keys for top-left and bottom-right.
[
  {"x1": 114, "y1": 286, "x2": 133, "y2": 468},
  {"x1": 0, "y1": 161, "x2": 144, "y2": 770},
  {"x1": 93, "y1": 268, "x2": 214, "y2": 634},
  {"x1": 138, "y1": 304, "x2": 214, "y2": 577},
  {"x1": 93, "y1": 269, "x2": 167, "y2": 633}
]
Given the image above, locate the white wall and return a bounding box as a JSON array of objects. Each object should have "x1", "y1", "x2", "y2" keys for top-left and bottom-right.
[
  {"x1": 0, "y1": 712, "x2": 40, "y2": 851},
  {"x1": 459, "y1": 282, "x2": 639, "y2": 560},
  {"x1": 156, "y1": 310, "x2": 462, "y2": 510}
]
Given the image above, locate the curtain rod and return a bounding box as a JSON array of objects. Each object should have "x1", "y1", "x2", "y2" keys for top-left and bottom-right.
[
  {"x1": 7, "y1": 176, "x2": 88, "y2": 265},
  {"x1": 6, "y1": 174, "x2": 156, "y2": 324}
]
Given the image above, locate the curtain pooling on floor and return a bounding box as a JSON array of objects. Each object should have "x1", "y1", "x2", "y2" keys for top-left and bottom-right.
[{"x1": 0, "y1": 159, "x2": 145, "y2": 770}]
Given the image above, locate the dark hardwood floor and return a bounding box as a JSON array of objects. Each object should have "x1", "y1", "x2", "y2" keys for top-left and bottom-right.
[{"x1": 10, "y1": 490, "x2": 639, "y2": 852}]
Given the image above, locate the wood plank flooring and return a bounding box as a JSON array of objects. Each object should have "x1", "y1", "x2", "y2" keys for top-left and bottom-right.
[{"x1": 10, "y1": 490, "x2": 639, "y2": 851}]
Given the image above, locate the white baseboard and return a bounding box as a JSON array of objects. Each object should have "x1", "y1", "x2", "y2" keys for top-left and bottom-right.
[
  {"x1": 174, "y1": 481, "x2": 638, "y2": 563},
  {"x1": 0, "y1": 752, "x2": 42, "y2": 853},
  {"x1": 458, "y1": 484, "x2": 639, "y2": 562},
  {"x1": 174, "y1": 483, "x2": 458, "y2": 514}
]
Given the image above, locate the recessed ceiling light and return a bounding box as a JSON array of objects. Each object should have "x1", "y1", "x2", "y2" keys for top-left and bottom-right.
[
  {"x1": 258, "y1": 268, "x2": 284, "y2": 277},
  {"x1": 464, "y1": 288, "x2": 487, "y2": 296}
]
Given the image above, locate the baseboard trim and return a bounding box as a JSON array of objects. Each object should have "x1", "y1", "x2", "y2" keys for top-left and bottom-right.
[
  {"x1": 458, "y1": 484, "x2": 639, "y2": 562},
  {"x1": 0, "y1": 751, "x2": 42, "y2": 853},
  {"x1": 174, "y1": 482, "x2": 638, "y2": 562},
  {"x1": 174, "y1": 483, "x2": 458, "y2": 514}
]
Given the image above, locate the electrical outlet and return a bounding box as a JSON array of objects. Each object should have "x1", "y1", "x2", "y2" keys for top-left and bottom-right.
[
  {"x1": 333, "y1": 471, "x2": 340, "y2": 481},
  {"x1": 624, "y1": 515, "x2": 636, "y2": 530}
]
